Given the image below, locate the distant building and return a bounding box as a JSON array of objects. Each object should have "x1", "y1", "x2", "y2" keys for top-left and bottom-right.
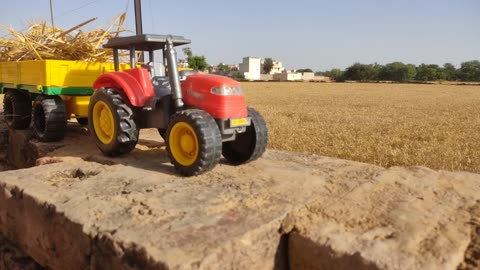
[
  {"x1": 178, "y1": 59, "x2": 189, "y2": 69},
  {"x1": 273, "y1": 71, "x2": 303, "y2": 81},
  {"x1": 260, "y1": 74, "x2": 274, "y2": 81},
  {"x1": 228, "y1": 65, "x2": 239, "y2": 71},
  {"x1": 239, "y1": 57, "x2": 261, "y2": 81},
  {"x1": 261, "y1": 59, "x2": 285, "y2": 74},
  {"x1": 208, "y1": 63, "x2": 239, "y2": 75},
  {"x1": 313, "y1": 76, "x2": 332, "y2": 82},
  {"x1": 301, "y1": 72, "x2": 315, "y2": 81},
  {"x1": 208, "y1": 65, "x2": 218, "y2": 73}
]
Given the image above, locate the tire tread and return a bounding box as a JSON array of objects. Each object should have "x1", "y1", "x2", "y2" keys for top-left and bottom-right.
[
  {"x1": 88, "y1": 88, "x2": 138, "y2": 156},
  {"x1": 32, "y1": 95, "x2": 67, "y2": 142},
  {"x1": 3, "y1": 90, "x2": 31, "y2": 129},
  {"x1": 222, "y1": 107, "x2": 268, "y2": 165},
  {"x1": 166, "y1": 109, "x2": 222, "y2": 176}
]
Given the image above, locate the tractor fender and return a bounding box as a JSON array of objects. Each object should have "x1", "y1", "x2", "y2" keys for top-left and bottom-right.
[{"x1": 93, "y1": 69, "x2": 154, "y2": 107}]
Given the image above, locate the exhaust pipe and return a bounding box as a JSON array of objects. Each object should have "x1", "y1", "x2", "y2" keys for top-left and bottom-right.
[{"x1": 166, "y1": 37, "x2": 184, "y2": 109}]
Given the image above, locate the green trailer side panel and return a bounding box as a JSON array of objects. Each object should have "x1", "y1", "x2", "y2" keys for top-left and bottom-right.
[
  {"x1": 17, "y1": 84, "x2": 40, "y2": 93},
  {"x1": 0, "y1": 84, "x2": 93, "y2": 95},
  {"x1": 0, "y1": 83, "x2": 16, "y2": 93},
  {"x1": 41, "y1": 86, "x2": 94, "y2": 96}
]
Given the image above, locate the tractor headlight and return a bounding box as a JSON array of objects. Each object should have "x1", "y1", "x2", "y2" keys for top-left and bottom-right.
[{"x1": 211, "y1": 86, "x2": 243, "y2": 96}]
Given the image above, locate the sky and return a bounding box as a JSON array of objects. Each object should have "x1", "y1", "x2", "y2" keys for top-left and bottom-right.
[{"x1": 0, "y1": 0, "x2": 479, "y2": 71}]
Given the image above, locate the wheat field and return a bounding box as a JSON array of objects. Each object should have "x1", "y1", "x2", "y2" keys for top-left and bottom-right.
[
  {"x1": 243, "y1": 82, "x2": 480, "y2": 173},
  {"x1": 1, "y1": 82, "x2": 479, "y2": 173}
]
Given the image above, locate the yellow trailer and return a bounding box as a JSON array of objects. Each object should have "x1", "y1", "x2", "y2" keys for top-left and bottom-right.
[{"x1": 0, "y1": 60, "x2": 123, "y2": 141}]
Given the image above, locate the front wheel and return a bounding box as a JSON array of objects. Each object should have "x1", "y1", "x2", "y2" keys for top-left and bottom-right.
[
  {"x1": 32, "y1": 95, "x2": 67, "y2": 142},
  {"x1": 222, "y1": 107, "x2": 268, "y2": 165},
  {"x1": 166, "y1": 109, "x2": 222, "y2": 176},
  {"x1": 88, "y1": 88, "x2": 138, "y2": 156}
]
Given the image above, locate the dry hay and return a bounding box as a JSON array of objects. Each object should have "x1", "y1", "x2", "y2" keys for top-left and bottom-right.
[
  {"x1": 243, "y1": 82, "x2": 480, "y2": 173},
  {"x1": 0, "y1": 13, "x2": 126, "y2": 62}
]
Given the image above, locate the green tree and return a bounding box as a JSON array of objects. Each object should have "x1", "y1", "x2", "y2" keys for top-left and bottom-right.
[
  {"x1": 263, "y1": 58, "x2": 273, "y2": 74},
  {"x1": 183, "y1": 47, "x2": 193, "y2": 58},
  {"x1": 372, "y1": 63, "x2": 384, "y2": 80},
  {"x1": 318, "y1": 69, "x2": 345, "y2": 81},
  {"x1": 188, "y1": 55, "x2": 208, "y2": 71},
  {"x1": 296, "y1": 68, "x2": 313, "y2": 73},
  {"x1": 442, "y1": 63, "x2": 457, "y2": 81},
  {"x1": 436, "y1": 68, "x2": 447, "y2": 81},
  {"x1": 323, "y1": 69, "x2": 345, "y2": 82},
  {"x1": 405, "y1": 64, "x2": 418, "y2": 81},
  {"x1": 458, "y1": 60, "x2": 480, "y2": 82},
  {"x1": 216, "y1": 63, "x2": 231, "y2": 74},
  {"x1": 182, "y1": 47, "x2": 208, "y2": 71},
  {"x1": 231, "y1": 72, "x2": 245, "y2": 80},
  {"x1": 416, "y1": 64, "x2": 441, "y2": 81},
  {"x1": 343, "y1": 63, "x2": 378, "y2": 81},
  {"x1": 379, "y1": 62, "x2": 416, "y2": 82},
  {"x1": 217, "y1": 63, "x2": 231, "y2": 73}
]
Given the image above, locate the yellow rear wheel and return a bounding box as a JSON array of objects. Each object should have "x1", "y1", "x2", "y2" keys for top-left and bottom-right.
[
  {"x1": 88, "y1": 88, "x2": 138, "y2": 156},
  {"x1": 92, "y1": 100, "x2": 114, "y2": 145}
]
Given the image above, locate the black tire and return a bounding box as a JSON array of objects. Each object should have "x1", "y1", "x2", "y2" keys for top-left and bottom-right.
[
  {"x1": 88, "y1": 88, "x2": 138, "y2": 156},
  {"x1": 3, "y1": 90, "x2": 31, "y2": 129},
  {"x1": 32, "y1": 95, "x2": 68, "y2": 142},
  {"x1": 222, "y1": 107, "x2": 268, "y2": 165},
  {"x1": 166, "y1": 109, "x2": 222, "y2": 176},
  {"x1": 76, "y1": 117, "x2": 88, "y2": 126}
]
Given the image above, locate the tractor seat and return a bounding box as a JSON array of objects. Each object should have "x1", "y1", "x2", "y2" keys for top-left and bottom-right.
[
  {"x1": 151, "y1": 76, "x2": 171, "y2": 97},
  {"x1": 142, "y1": 62, "x2": 166, "y2": 78}
]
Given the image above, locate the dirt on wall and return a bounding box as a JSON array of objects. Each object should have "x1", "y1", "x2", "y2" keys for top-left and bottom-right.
[
  {"x1": 1, "y1": 125, "x2": 480, "y2": 269},
  {"x1": 1, "y1": 93, "x2": 480, "y2": 269}
]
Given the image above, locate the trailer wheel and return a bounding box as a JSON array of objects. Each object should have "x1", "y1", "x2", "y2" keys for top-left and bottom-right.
[
  {"x1": 76, "y1": 117, "x2": 88, "y2": 126},
  {"x1": 222, "y1": 107, "x2": 268, "y2": 165},
  {"x1": 88, "y1": 88, "x2": 138, "y2": 156},
  {"x1": 32, "y1": 95, "x2": 68, "y2": 142},
  {"x1": 166, "y1": 109, "x2": 222, "y2": 176},
  {"x1": 3, "y1": 90, "x2": 31, "y2": 129}
]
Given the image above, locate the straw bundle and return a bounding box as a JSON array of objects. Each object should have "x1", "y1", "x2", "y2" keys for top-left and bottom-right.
[{"x1": 0, "y1": 13, "x2": 126, "y2": 62}]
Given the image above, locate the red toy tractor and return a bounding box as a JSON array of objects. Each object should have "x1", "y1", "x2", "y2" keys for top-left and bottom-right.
[{"x1": 88, "y1": 34, "x2": 268, "y2": 176}]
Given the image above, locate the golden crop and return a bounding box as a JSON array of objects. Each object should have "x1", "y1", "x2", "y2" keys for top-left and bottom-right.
[
  {"x1": 1, "y1": 82, "x2": 479, "y2": 173},
  {"x1": 242, "y1": 82, "x2": 480, "y2": 173},
  {"x1": 0, "y1": 14, "x2": 126, "y2": 62}
]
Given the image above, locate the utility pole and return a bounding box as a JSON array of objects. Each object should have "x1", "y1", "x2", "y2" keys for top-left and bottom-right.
[
  {"x1": 49, "y1": 0, "x2": 56, "y2": 38},
  {"x1": 134, "y1": 0, "x2": 144, "y2": 62}
]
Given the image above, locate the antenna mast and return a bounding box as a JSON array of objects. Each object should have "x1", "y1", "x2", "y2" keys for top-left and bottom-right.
[
  {"x1": 49, "y1": 0, "x2": 56, "y2": 38},
  {"x1": 134, "y1": 0, "x2": 144, "y2": 62}
]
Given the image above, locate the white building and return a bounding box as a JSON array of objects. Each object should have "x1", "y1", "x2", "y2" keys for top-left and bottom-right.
[
  {"x1": 301, "y1": 72, "x2": 315, "y2": 81},
  {"x1": 178, "y1": 59, "x2": 189, "y2": 69},
  {"x1": 239, "y1": 57, "x2": 261, "y2": 81},
  {"x1": 273, "y1": 71, "x2": 303, "y2": 81},
  {"x1": 261, "y1": 59, "x2": 285, "y2": 74}
]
